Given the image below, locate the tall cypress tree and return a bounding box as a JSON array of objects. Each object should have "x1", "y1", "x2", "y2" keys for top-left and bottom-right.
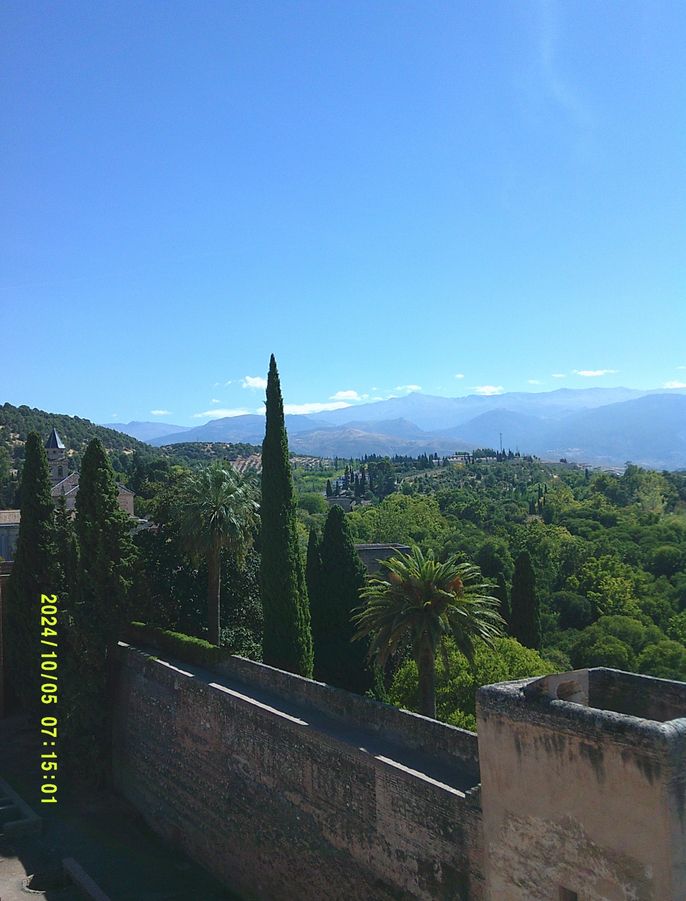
[
  {"x1": 68, "y1": 438, "x2": 135, "y2": 781},
  {"x1": 313, "y1": 504, "x2": 371, "y2": 693},
  {"x1": 75, "y1": 439, "x2": 134, "y2": 647},
  {"x1": 6, "y1": 433, "x2": 58, "y2": 710},
  {"x1": 260, "y1": 355, "x2": 313, "y2": 676},
  {"x1": 510, "y1": 550, "x2": 540, "y2": 650}
]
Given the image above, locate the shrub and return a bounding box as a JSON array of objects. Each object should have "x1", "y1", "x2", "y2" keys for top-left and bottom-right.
[
  {"x1": 390, "y1": 636, "x2": 553, "y2": 728},
  {"x1": 637, "y1": 640, "x2": 686, "y2": 681}
]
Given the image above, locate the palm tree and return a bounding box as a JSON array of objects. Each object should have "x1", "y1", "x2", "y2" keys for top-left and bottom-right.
[
  {"x1": 177, "y1": 462, "x2": 258, "y2": 645},
  {"x1": 353, "y1": 546, "x2": 505, "y2": 718}
]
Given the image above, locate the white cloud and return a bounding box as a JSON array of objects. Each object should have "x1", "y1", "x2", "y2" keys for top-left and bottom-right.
[
  {"x1": 223, "y1": 379, "x2": 234, "y2": 387},
  {"x1": 210, "y1": 398, "x2": 221, "y2": 404},
  {"x1": 664, "y1": 380, "x2": 686, "y2": 390},
  {"x1": 193, "y1": 408, "x2": 250, "y2": 420},
  {"x1": 394, "y1": 384, "x2": 422, "y2": 394},
  {"x1": 454, "y1": 373, "x2": 465, "y2": 380},
  {"x1": 552, "y1": 373, "x2": 566, "y2": 379},
  {"x1": 677, "y1": 366, "x2": 686, "y2": 371},
  {"x1": 573, "y1": 369, "x2": 618, "y2": 377},
  {"x1": 241, "y1": 375, "x2": 268, "y2": 390},
  {"x1": 330, "y1": 390, "x2": 361, "y2": 401},
  {"x1": 110, "y1": 413, "x2": 119, "y2": 419},
  {"x1": 528, "y1": 379, "x2": 542, "y2": 385},
  {"x1": 473, "y1": 385, "x2": 504, "y2": 396},
  {"x1": 150, "y1": 409, "x2": 171, "y2": 416},
  {"x1": 283, "y1": 401, "x2": 352, "y2": 415}
]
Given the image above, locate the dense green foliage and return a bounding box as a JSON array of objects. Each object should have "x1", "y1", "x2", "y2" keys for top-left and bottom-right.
[
  {"x1": 354, "y1": 547, "x2": 504, "y2": 717},
  {"x1": 5, "y1": 434, "x2": 58, "y2": 710},
  {"x1": 260, "y1": 355, "x2": 313, "y2": 676},
  {"x1": 390, "y1": 636, "x2": 552, "y2": 730},
  {"x1": 342, "y1": 457, "x2": 686, "y2": 685},
  {"x1": 310, "y1": 505, "x2": 371, "y2": 693}
]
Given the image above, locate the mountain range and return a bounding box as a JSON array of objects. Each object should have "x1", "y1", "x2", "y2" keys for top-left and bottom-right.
[{"x1": 104, "y1": 388, "x2": 686, "y2": 470}]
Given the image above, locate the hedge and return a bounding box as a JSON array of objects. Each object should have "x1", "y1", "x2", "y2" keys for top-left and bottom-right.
[{"x1": 126, "y1": 622, "x2": 234, "y2": 668}]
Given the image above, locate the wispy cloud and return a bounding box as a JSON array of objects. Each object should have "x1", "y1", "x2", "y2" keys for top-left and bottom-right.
[
  {"x1": 395, "y1": 384, "x2": 422, "y2": 394},
  {"x1": 677, "y1": 366, "x2": 686, "y2": 371},
  {"x1": 210, "y1": 398, "x2": 221, "y2": 404},
  {"x1": 284, "y1": 401, "x2": 351, "y2": 415},
  {"x1": 150, "y1": 409, "x2": 171, "y2": 416},
  {"x1": 110, "y1": 413, "x2": 119, "y2": 419},
  {"x1": 473, "y1": 385, "x2": 504, "y2": 396},
  {"x1": 664, "y1": 380, "x2": 686, "y2": 390},
  {"x1": 241, "y1": 375, "x2": 268, "y2": 390},
  {"x1": 537, "y1": 1, "x2": 593, "y2": 132},
  {"x1": 552, "y1": 373, "x2": 566, "y2": 379},
  {"x1": 528, "y1": 379, "x2": 542, "y2": 385},
  {"x1": 454, "y1": 373, "x2": 465, "y2": 380},
  {"x1": 573, "y1": 369, "x2": 618, "y2": 377},
  {"x1": 193, "y1": 408, "x2": 250, "y2": 420}
]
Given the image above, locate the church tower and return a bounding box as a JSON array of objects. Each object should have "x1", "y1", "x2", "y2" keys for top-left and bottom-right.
[{"x1": 45, "y1": 427, "x2": 67, "y2": 486}]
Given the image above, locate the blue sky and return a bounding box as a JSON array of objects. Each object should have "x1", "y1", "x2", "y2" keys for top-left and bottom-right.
[{"x1": 2, "y1": 1, "x2": 685, "y2": 425}]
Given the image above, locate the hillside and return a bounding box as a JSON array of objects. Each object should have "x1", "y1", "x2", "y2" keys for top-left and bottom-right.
[
  {"x1": 0, "y1": 402, "x2": 155, "y2": 506},
  {"x1": 0, "y1": 403, "x2": 152, "y2": 457}
]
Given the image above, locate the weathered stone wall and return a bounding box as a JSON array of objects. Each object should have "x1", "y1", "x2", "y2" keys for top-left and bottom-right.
[
  {"x1": 113, "y1": 644, "x2": 485, "y2": 900},
  {"x1": 477, "y1": 674, "x2": 686, "y2": 901}
]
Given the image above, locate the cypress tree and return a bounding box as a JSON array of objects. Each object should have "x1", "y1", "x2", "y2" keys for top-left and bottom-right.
[
  {"x1": 75, "y1": 439, "x2": 134, "y2": 645},
  {"x1": 69, "y1": 438, "x2": 135, "y2": 781},
  {"x1": 510, "y1": 550, "x2": 540, "y2": 650},
  {"x1": 326, "y1": 479, "x2": 332, "y2": 498},
  {"x1": 313, "y1": 504, "x2": 371, "y2": 693},
  {"x1": 260, "y1": 355, "x2": 313, "y2": 676},
  {"x1": 6, "y1": 433, "x2": 58, "y2": 711}
]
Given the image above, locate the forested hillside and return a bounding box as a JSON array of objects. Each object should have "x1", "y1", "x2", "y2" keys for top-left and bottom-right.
[
  {"x1": 0, "y1": 403, "x2": 154, "y2": 506},
  {"x1": 347, "y1": 460, "x2": 686, "y2": 676},
  {"x1": 0, "y1": 403, "x2": 260, "y2": 508},
  {"x1": 291, "y1": 454, "x2": 686, "y2": 722}
]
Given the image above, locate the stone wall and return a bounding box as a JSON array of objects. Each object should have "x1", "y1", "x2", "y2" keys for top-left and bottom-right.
[
  {"x1": 113, "y1": 643, "x2": 485, "y2": 900},
  {"x1": 477, "y1": 672, "x2": 686, "y2": 901}
]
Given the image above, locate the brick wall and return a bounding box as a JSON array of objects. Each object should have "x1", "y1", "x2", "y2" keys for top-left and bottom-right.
[{"x1": 113, "y1": 644, "x2": 485, "y2": 900}]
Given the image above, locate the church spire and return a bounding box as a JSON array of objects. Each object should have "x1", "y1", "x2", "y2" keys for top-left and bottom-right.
[{"x1": 45, "y1": 427, "x2": 65, "y2": 450}]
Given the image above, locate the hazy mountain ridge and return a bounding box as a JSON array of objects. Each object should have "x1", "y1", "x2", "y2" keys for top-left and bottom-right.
[
  {"x1": 119, "y1": 387, "x2": 686, "y2": 470},
  {"x1": 103, "y1": 421, "x2": 193, "y2": 442}
]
